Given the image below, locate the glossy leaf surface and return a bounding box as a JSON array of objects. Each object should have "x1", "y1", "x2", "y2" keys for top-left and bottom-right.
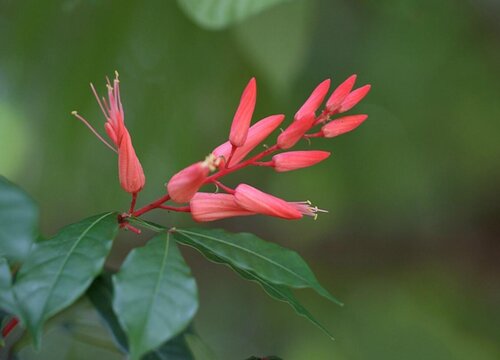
[
  {"x1": 13, "y1": 212, "x2": 119, "y2": 346},
  {"x1": 113, "y1": 232, "x2": 198, "y2": 360}
]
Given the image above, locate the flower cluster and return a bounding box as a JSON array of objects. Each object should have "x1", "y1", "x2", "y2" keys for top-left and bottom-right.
[{"x1": 74, "y1": 74, "x2": 370, "y2": 227}]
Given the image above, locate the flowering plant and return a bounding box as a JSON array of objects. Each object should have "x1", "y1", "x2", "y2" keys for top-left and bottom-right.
[{"x1": 0, "y1": 72, "x2": 370, "y2": 359}]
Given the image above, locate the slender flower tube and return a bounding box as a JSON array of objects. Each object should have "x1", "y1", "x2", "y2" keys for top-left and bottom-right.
[
  {"x1": 338, "y1": 84, "x2": 371, "y2": 113},
  {"x1": 234, "y1": 184, "x2": 303, "y2": 219},
  {"x1": 229, "y1": 78, "x2": 257, "y2": 147},
  {"x1": 272, "y1": 151, "x2": 330, "y2": 172},
  {"x1": 325, "y1": 75, "x2": 357, "y2": 114},
  {"x1": 295, "y1": 79, "x2": 330, "y2": 121},
  {"x1": 73, "y1": 73, "x2": 145, "y2": 194},
  {"x1": 277, "y1": 113, "x2": 316, "y2": 149},
  {"x1": 213, "y1": 114, "x2": 284, "y2": 166},
  {"x1": 321, "y1": 115, "x2": 368, "y2": 138},
  {"x1": 190, "y1": 192, "x2": 256, "y2": 222},
  {"x1": 167, "y1": 155, "x2": 217, "y2": 203}
]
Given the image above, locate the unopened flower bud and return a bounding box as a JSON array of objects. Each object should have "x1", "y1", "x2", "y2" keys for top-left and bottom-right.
[
  {"x1": 272, "y1": 151, "x2": 330, "y2": 172},
  {"x1": 277, "y1": 113, "x2": 316, "y2": 149},
  {"x1": 190, "y1": 192, "x2": 255, "y2": 222},
  {"x1": 229, "y1": 78, "x2": 257, "y2": 147},
  {"x1": 321, "y1": 115, "x2": 368, "y2": 138},
  {"x1": 295, "y1": 79, "x2": 330, "y2": 121}
]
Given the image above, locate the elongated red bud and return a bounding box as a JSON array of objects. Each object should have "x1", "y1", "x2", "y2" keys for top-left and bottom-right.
[
  {"x1": 325, "y1": 75, "x2": 357, "y2": 113},
  {"x1": 118, "y1": 130, "x2": 145, "y2": 194},
  {"x1": 229, "y1": 78, "x2": 257, "y2": 147},
  {"x1": 167, "y1": 156, "x2": 216, "y2": 203},
  {"x1": 339, "y1": 84, "x2": 371, "y2": 113},
  {"x1": 234, "y1": 184, "x2": 302, "y2": 219},
  {"x1": 213, "y1": 114, "x2": 284, "y2": 166},
  {"x1": 272, "y1": 151, "x2": 330, "y2": 172},
  {"x1": 190, "y1": 192, "x2": 256, "y2": 222},
  {"x1": 277, "y1": 113, "x2": 315, "y2": 149},
  {"x1": 321, "y1": 114, "x2": 368, "y2": 138},
  {"x1": 295, "y1": 79, "x2": 330, "y2": 120}
]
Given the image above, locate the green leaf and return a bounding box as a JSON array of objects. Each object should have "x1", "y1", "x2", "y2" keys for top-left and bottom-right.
[
  {"x1": 87, "y1": 274, "x2": 128, "y2": 353},
  {"x1": 13, "y1": 212, "x2": 119, "y2": 346},
  {"x1": 0, "y1": 176, "x2": 38, "y2": 263},
  {"x1": 173, "y1": 228, "x2": 342, "y2": 306},
  {"x1": 112, "y1": 232, "x2": 198, "y2": 360},
  {"x1": 172, "y1": 236, "x2": 334, "y2": 339},
  {"x1": 0, "y1": 258, "x2": 17, "y2": 315},
  {"x1": 177, "y1": 0, "x2": 290, "y2": 30}
]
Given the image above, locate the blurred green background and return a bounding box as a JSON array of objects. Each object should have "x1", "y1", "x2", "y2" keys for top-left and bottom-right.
[{"x1": 1, "y1": 0, "x2": 499, "y2": 358}]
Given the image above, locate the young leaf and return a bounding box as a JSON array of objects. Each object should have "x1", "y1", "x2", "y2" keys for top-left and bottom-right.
[
  {"x1": 177, "y1": 0, "x2": 288, "y2": 30},
  {"x1": 0, "y1": 176, "x2": 38, "y2": 263},
  {"x1": 87, "y1": 274, "x2": 128, "y2": 353},
  {"x1": 13, "y1": 212, "x2": 119, "y2": 346},
  {"x1": 173, "y1": 228, "x2": 342, "y2": 306},
  {"x1": 0, "y1": 258, "x2": 17, "y2": 315},
  {"x1": 112, "y1": 232, "x2": 198, "y2": 360}
]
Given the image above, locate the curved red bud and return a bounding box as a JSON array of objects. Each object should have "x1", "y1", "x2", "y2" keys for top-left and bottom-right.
[
  {"x1": 321, "y1": 114, "x2": 368, "y2": 138},
  {"x1": 339, "y1": 84, "x2": 371, "y2": 113},
  {"x1": 277, "y1": 113, "x2": 315, "y2": 149},
  {"x1": 326, "y1": 75, "x2": 357, "y2": 113},
  {"x1": 167, "y1": 162, "x2": 210, "y2": 203},
  {"x1": 229, "y1": 78, "x2": 257, "y2": 147},
  {"x1": 272, "y1": 151, "x2": 330, "y2": 172},
  {"x1": 295, "y1": 79, "x2": 330, "y2": 120}
]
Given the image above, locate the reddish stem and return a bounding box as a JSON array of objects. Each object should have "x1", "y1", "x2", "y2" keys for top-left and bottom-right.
[
  {"x1": 128, "y1": 192, "x2": 138, "y2": 214},
  {"x1": 1, "y1": 317, "x2": 19, "y2": 338},
  {"x1": 132, "y1": 194, "x2": 171, "y2": 217},
  {"x1": 252, "y1": 161, "x2": 274, "y2": 167},
  {"x1": 213, "y1": 180, "x2": 235, "y2": 194},
  {"x1": 158, "y1": 205, "x2": 191, "y2": 212}
]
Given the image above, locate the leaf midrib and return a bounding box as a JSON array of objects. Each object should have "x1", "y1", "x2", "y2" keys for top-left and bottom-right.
[
  {"x1": 134, "y1": 233, "x2": 171, "y2": 357},
  {"x1": 176, "y1": 229, "x2": 314, "y2": 288},
  {"x1": 33, "y1": 212, "x2": 114, "y2": 326}
]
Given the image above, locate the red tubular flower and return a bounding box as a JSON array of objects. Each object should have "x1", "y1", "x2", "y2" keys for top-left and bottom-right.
[
  {"x1": 213, "y1": 114, "x2": 284, "y2": 166},
  {"x1": 295, "y1": 79, "x2": 330, "y2": 120},
  {"x1": 277, "y1": 113, "x2": 316, "y2": 149},
  {"x1": 167, "y1": 157, "x2": 217, "y2": 203},
  {"x1": 190, "y1": 192, "x2": 256, "y2": 222},
  {"x1": 73, "y1": 72, "x2": 145, "y2": 194},
  {"x1": 272, "y1": 151, "x2": 330, "y2": 172},
  {"x1": 338, "y1": 84, "x2": 371, "y2": 113},
  {"x1": 229, "y1": 78, "x2": 257, "y2": 147},
  {"x1": 234, "y1": 184, "x2": 303, "y2": 219},
  {"x1": 321, "y1": 114, "x2": 368, "y2": 138},
  {"x1": 325, "y1": 75, "x2": 357, "y2": 114}
]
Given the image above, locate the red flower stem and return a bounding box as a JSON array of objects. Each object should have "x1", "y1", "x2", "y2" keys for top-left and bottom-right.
[
  {"x1": 131, "y1": 194, "x2": 171, "y2": 217},
  {"x1": 1, "y1": 317, "x2": 19, "y2": 338},
  {"x1": 213, "y1": 180, "x2": 235, "y2": 194},
  {"x1": 158, "y1": 205, "x2": 191, "y2": 212},
  {"x1": 128, "y1": 192, "x2": 138, "y2": 214},
  {"x1": 252, "y1": 161, "x2": 274, "y2": 167},
  {"x1": 304, "y1": 132, "x2": 323, "y2": 138}
]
